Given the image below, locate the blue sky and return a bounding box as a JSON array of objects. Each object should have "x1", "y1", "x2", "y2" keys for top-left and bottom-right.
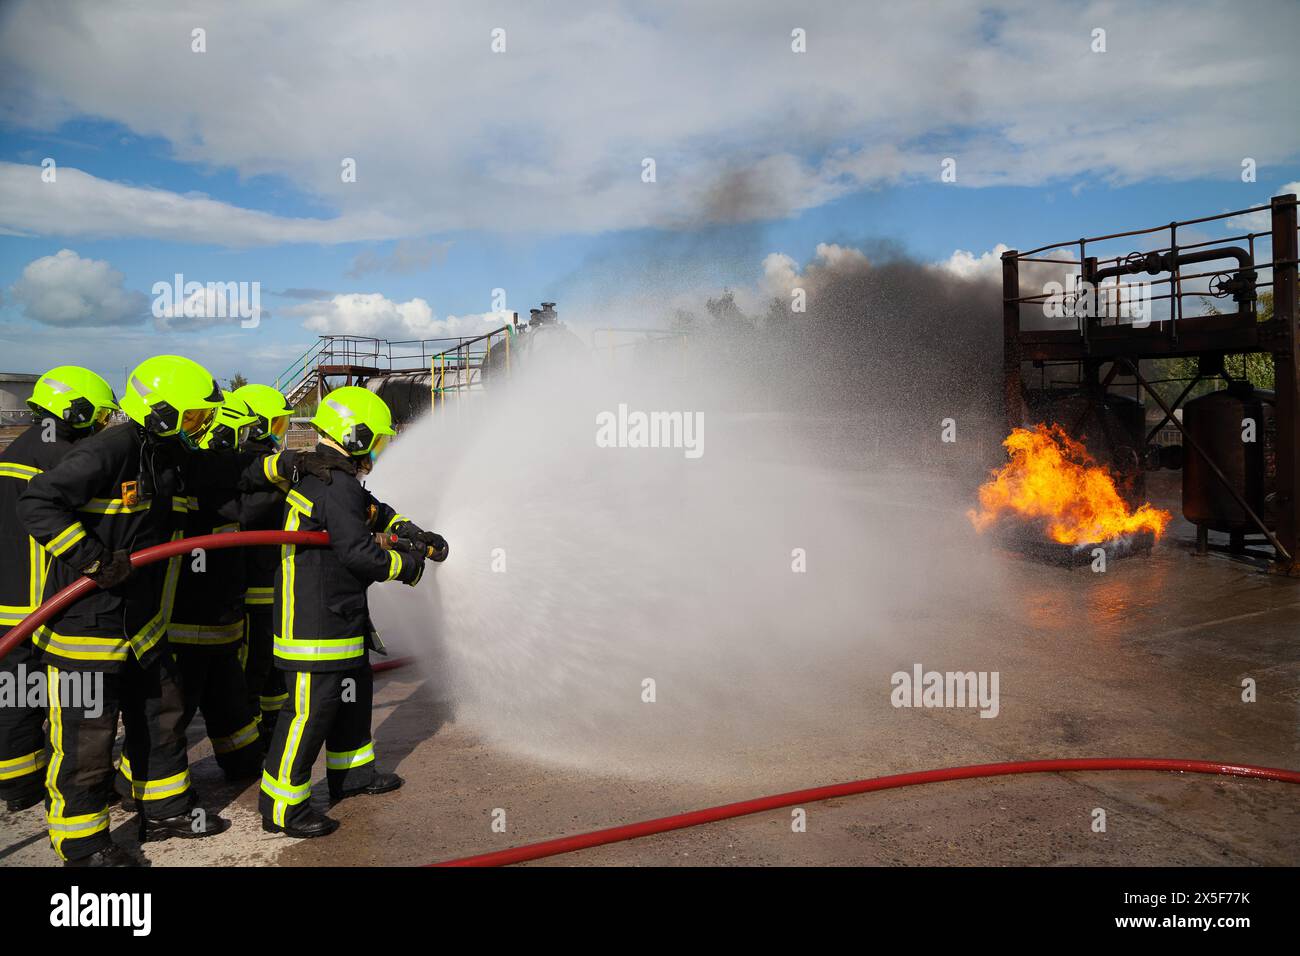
[{"x1": 1, "y1": 0, "x2": 1297, "y2": 388}]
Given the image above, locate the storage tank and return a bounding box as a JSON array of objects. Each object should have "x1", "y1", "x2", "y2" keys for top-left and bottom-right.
[
  {"x1": 367, "y1": 371, "x2": 435, "y2": 426},
  {"x1": 1182, "y1": 381, "x2": 1276, "y2": 532},
  {"x1": 0, "y1": 373, "x2": 40, "y2": 427}
]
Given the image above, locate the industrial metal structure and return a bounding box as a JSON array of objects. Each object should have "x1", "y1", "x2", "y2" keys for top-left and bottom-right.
[
  {"x1": 272, "y1": 302, "x2": 584, "y2": 425},
  {"x1": 273, "y1": 326, "x2": 514, "y2": 410},
  {"x1": 1002, "y1": 194, "x2": 1299, "y2": 572},
  {"x1": 0, "y1": 372, "x2": 39, "y2": 426}
]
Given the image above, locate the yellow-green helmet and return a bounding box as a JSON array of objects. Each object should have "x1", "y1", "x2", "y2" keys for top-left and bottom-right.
[
  {"x1": 310, "y1": 386, "x2": 395, "y2": 457},
  {"x1": 232, "y1": 383, "x2": 294, "y2": 443},
  {"x1": 120, "y1": 355, "x2": 224, "y2": 447},
  {"x1": 28, "y1": 365, "x2": 120, "y2": 430},
  {"x1": 199, "y1": 395, "x2": 258, "y2": 451}
]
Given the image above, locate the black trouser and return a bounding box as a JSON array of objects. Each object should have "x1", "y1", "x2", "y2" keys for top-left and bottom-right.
[
  {"x1": 0, "y1": 642, "x2": 47, "y2": 806},
  {"x1": 244, "y1": 607, "x2": 286, "y2": 739},
  {"x1": 259, "y1": 663, "x2": 375, "y2": 827},
  {"x1": 174, "y1": 645, "x2": 262, "y2": 776},
  {"x1": 46, "y1": 654, "x2": 192, "y2": 861}
]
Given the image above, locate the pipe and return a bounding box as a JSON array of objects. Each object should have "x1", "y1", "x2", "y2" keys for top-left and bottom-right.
[
  {"x1": 0, "y1": 530, "x2": 329, "y2": 663},
  {"x1": 1091, "y1": 246, "x2": 1252, "y2": 284},
  {"x1": 433, "y1": 757, "x2": 1300, "y2": 866}
]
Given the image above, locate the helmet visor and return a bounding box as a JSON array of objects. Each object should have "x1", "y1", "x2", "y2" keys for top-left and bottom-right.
[
  {"x1": 181, "y1": 406, "x2": 216, "y2": 438},
  {"x1": 369, "y1": 433, "x2": 391, "y2": 461},
  {"x1": 270, "y1": 415, "x2": 290, "y2": 440},
  {"x1": 91, "y1": 406, "x2": 114, "y2": 431}
]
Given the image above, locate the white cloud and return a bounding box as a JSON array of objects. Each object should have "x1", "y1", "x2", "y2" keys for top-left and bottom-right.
[
  {"x1": 1224, "y1": 181, "x2": 1300, "y2": 232},
  {"x1": 937, "y1": 243, "x2": 1012, "y2": 281},
  {"x1": 0, "y1": 162, "x2": 405, "y2": 246},
  {"x1": 757, "y1": 242, "x2": 871, "y2": 298},
  {"x1": 152, "y1": 282, "x2": 266, "y2": 332},
  {"x1": 0, "y1": 0, "x2": 1296, "y2": 242},
  {"x1": 287, "y1": 293, "x2": 504, "y2": 340},
  {"x1": 9, "y1": 248, "x2": 148, "y2": 326}
]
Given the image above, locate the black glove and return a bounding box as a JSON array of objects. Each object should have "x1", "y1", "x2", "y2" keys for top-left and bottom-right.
[
  {"x1": 85, "y1": 549, "x2": 134, "y2": 589},
  {"x1": 294, "y1": 450, "x2": 357, "y2": 485},
  {"x1": 396, "y1": 550, "x2": 425, "y2": 586},
  {"x1": 393, "y1": 522, "x2": 449, "y2": 562}
]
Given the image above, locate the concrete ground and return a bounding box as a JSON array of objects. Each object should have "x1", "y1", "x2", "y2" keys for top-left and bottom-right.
[{"x1": 2, "y1": 472, "x2": 1298, "y2": 867}]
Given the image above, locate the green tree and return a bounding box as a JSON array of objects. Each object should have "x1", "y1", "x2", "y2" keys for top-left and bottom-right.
[{"x1": 228, "y1": 372, "x2": 249, "y2": 390}]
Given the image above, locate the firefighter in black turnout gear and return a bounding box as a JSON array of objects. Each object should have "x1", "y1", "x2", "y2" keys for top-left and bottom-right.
[
  {"x1": 16, "y1": 355, "x2": 318, "y2": 866},
  {"x1": 261, "y1": 386, "x2": 448, "y2": 838},
  {"x1": 0, "y1": 367, "x2": 119, "y2": 813},
  {"x1": 124, "y1": 395, "x2": 266, "y2": 786},
  {"x1": 231, "y1": 384, "x2": 296, "y2": 745}
]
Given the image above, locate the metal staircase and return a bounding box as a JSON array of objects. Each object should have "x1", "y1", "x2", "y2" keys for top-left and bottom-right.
[{"x1": 273, "y1": 329, "x2": 514, "y2": 411}]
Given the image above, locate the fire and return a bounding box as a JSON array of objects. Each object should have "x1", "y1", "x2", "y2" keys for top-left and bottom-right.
[{"x1": 969, "y1": 424, "x2": 1171, "y2": 545}]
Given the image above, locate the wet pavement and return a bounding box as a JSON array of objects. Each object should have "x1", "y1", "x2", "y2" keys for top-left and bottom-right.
[{"x1": 2, "y1": 472, "x2": 1298, "y2": 867}]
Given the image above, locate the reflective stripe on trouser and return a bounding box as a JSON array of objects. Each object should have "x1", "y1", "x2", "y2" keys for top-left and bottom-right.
[
  {"x1": 117, "y1": 755, "x2": 191, "y2": 803},
  {"x1": 0, "y1": 644, "x2": 48, "y2": 801},
  {"x1": 171, "y1": 645, "x2": 262, "y2": 772},
  {"x1": 45, "y1": 663, "x2": 120, "y2": 861},
  {"x1": 260, "y1": 662, "x2": 376, "y2": 827},
  {"x1": 109, "y1": 654, "x2": 193, "y2": 821},
  {"x1": 325, "y1": 741, "x2": 374, "y2": 771}
]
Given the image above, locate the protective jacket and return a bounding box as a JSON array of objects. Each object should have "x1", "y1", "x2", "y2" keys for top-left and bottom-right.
[
  {"x1": 273, "y1": 443, "x2": 421, "y2": 672},
  {"x1": 0, "y1": 418, "x2": 85, "y2": 628},
  {"x1": 17, "y1": 425, "x2": 296, "y2": 672}
]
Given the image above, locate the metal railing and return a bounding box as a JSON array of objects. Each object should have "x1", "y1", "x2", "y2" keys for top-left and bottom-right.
[
  {"x1": 1004, "y1": 195, "x2": 1298, "y2": 337},
  {"x1": 274, "y1": 329, "x2": 515, "y2": 404},
  {"x1": 429, "y1": 326, "x2": 513, "y2": 412}
]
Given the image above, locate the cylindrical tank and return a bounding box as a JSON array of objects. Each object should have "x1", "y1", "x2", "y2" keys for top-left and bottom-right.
[
  {"x1": 1181, "y1": 382, "x2": 1276, "y2": 532},
  {"x1": 367, "y1": 371, "x2": 435, "y2": 425},
  {"x1": 0, "y1": 373, "x2": 40, "y2": 426}
]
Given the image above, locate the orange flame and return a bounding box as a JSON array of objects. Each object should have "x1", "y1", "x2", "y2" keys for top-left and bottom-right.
[{"x1": 968, "y1": 424, "x2": 1171, "y2": 545}]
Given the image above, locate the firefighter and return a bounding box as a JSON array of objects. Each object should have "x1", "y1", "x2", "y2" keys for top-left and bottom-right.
[
  {"x1": 150, "y1": 395, "x2": 264, "y2": 780},
  {"x1": 260, "y1": 386, "x2": 447, "y2": 838},
  {"x1": 17, "y1": 355, "x2": 316, "y2": 866},
  {"x1": 231, "y1": 383, "x2": 296, "y2": 744},
  {"x1": 0, "y1": 367, "x2": 119, "y2": 814}
]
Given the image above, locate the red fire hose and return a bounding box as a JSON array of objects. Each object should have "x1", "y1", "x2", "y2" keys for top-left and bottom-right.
[
  {"x1": 0, "y1": 530, "x2": 417, "y2": 671},
  {"x1": 3, "y1": 537, "x2": 1295, "y2": 868},
  {"x1": 433, "y1": 758, "x2": 1300, "y2": 866}
]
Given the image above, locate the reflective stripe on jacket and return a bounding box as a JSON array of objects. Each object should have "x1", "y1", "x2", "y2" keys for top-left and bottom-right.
[{"x1": 273, "y1": 445, "x2": 410, "y2": 672}]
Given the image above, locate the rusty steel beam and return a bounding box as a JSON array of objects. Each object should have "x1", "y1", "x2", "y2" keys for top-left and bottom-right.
[
  {"x1": 1270, "y1": 194, "x2": 1299, "y2": 573},
  {"x1": 1002, "y1": 248, "x2": 1025, "y2": 430}
]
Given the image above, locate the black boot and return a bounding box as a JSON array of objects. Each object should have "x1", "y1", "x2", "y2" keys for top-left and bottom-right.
[
  {"x1": 330, "y1": 772, "x2": 403, "y2": 802},
  {"x1": 64, "y1": 844, "x2": 141, "y2": 868},
  {"x1": 262, "y1": 806, "x2": 339, "y2": 838},
  {"x1": 142, "y1": 809, "x2": 231, "y2": 842}
]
